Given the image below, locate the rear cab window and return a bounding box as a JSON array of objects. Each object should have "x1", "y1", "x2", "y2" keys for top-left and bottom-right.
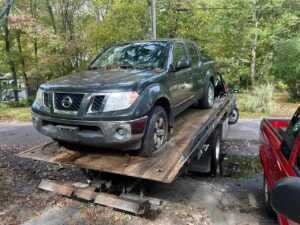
[
  {"x1": 281, "y1": 108, "x2": 300, "y2": 161},
  {"x1": 187, "y1": 43, "x2": 199, "y2": 66}
]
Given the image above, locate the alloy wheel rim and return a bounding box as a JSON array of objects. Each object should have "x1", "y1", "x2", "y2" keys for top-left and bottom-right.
[
  {"x1": 230, "y1": 109, "x2": 237, "y2": 122},
  {"x1": 208, "y1": 85, "x2": 214, "y2": 106},
  {"x1": 215, "y1": 137, "x2": 220, "y2": 161},
  {"x1": 154, "y1": 117, "x2": 166, "y2": 149}
]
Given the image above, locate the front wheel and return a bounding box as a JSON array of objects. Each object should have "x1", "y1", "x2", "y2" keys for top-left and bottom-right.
[
  {"x1": 139, "y1": 106, "x2": 168, "y2": 157},
  {"x1": 198, "y1": 82, "x2": 215, "y2": 109}
]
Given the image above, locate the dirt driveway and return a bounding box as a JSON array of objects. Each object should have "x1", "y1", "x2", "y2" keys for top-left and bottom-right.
[{"x1": 0, "y1": 119, "x2": 277, "y2": 225}]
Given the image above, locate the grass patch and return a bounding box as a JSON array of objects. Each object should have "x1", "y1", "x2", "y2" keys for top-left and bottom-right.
[
  {"x1": 0, "y1": 105, "x2": 31, "y2": 122},
  {"x1": 236, "y1": 92, "x2": 299, "y2": 118}
]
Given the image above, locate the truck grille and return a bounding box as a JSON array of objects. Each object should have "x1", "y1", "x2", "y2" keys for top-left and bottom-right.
[
  {"x1": 91, "y1": 95, "x2": 105, "y2": 111},
  {"x1": 54, "y1": 93, "x2": 84, "y2": 111}
]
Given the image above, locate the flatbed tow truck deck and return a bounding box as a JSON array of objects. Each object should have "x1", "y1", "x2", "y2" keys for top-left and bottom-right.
[{"x1": 17, "y1": 96, "x2": 230, "y2": 214}]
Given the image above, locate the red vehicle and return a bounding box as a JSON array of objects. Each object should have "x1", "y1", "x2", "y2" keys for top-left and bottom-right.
[{"x1": 260, "y1": 106, "x2": 300, "y2": 225}]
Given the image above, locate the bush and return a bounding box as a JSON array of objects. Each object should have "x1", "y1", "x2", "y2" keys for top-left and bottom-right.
[
  {"x1": 27, "y1": 95, "x2": 36, "y2": 106},
  {"x1": 0, "y1": 103, "x2": 9, "y2": 109},
  {"x1": 239, "y1": 83, "x2": 278, "y2": 114},
  {"x1": 5, "y1": 96, "x2": 35, "y2": 108}
]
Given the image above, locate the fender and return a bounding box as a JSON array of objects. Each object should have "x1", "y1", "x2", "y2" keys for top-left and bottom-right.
[
  {"x1": 204, "y1": 68, "x2": 215, "y2": 84},
  {"x1": 131, "y1": 83, "x2": 174, "y2": 128}
]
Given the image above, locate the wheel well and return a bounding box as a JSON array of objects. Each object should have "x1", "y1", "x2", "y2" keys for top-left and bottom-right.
[
  {"x1": 210, "y1": 76, "x2": 214, "y2": 85},
  {"x1": 154, "y1": 97, "x2": 173, "y2": 128}
]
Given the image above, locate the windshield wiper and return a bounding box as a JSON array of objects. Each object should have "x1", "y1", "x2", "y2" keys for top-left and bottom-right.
[{"x1": 89, "y1": 65, "x2": 147, "y2": 70}]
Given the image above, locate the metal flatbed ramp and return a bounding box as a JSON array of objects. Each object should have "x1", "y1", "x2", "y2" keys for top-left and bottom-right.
[{"x1": 17, "y1": 98, "x2": 229, "y2": 183}]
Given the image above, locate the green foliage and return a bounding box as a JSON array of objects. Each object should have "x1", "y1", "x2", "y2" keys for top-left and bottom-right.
[
  {"x1": 239, "y1": 83, "x2": 278, "y2": 114},
  {"x1": 3, "y1": 97, "x2": 35, "y2": 108},
  {"x1": 0, "y1": 103, "x2": 9, "y2": 109},
  {"x1": 1, "y1": 0, "x2": 300, "y2": 107},
  {"x1": 272, "y1": 38, "x2": 300, "y2": 98}
]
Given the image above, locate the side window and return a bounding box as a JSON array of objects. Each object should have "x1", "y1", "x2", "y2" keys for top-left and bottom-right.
[
  {"x1": 187, "y1": 44, "x2": 199, "y2": 65},
  {"x1": 281, "y1": 108, "x2": 300, "y2": 160},
  {"x1": 172, "y1": 43, "x2": 187, "y2": 66}
]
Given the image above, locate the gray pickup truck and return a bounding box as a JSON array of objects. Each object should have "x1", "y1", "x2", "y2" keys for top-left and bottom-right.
[{"x1": 32, "y1": 39, "x2": 218, "y2": 157}]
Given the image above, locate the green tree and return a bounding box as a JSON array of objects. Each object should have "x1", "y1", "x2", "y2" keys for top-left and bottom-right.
[{"x1": 272, "y1": 38, "x2": 300, "y2": 98}]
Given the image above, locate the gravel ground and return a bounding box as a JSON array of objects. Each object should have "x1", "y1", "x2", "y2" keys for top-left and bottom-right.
[{"x1": 0, "y1": 120, "x2": 277, "y2": 225}]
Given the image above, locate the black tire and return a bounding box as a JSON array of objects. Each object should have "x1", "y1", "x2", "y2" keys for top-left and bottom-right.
[
  {"x1": 229, "y1": 107, "x2": 239, "y2": 124},
  {"x1": 198, "y1": 81, "x2": 215, "y2": 109},
  {"x1": 208, "y1": 129, "x2": 222, "y2": 177},
  {"x1": 263, "y1": 175, "x2": 276, "y2": 216},
  {"x1": 139, "y1": 106, "x2": 168, "y2": 157}
]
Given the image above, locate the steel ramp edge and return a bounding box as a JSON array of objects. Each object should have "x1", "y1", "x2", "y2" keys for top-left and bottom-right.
[{"x1": 37, "y1": 179, "x2": 150, "y2": 215}]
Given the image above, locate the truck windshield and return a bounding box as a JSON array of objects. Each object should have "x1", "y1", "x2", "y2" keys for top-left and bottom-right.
[{"x1": 90, "y1": 42, "x2": 168, "y2": 71}]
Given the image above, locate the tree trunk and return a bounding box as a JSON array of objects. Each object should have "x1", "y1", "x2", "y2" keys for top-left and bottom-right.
[
  {"x1": 29, "y1": 0, "x2": 37, "y2": 18},
  {"x1": 34, "y1": 39, "x2": 38, "y2": 64},
  {"x1": 16, "y1": 32, "x2": 29, "y2": 99},
  {"x1": 45, "y1": 0, "x2": 57, "y2": 33},
  {"x1": 250, "y1": 8, "x2": 259, "y2": 85},
  {"x1": 4, "y1": 0, "x2": 19, "y2": 102}
]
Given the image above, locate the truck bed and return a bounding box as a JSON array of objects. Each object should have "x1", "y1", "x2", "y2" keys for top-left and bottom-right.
[
  {"x1": 17, "y1": 97, "x2": 230, "y2": 183},
  {"x1": 262, "y1": 118, "x2": 290, "y2": 139}
]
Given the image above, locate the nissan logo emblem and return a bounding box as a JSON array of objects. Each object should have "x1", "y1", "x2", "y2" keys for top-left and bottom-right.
[{"x1": 61, "y1": 96, "x2": 73, "y2": 108}]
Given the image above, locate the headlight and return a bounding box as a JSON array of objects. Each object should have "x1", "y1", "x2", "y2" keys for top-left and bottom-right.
[
  {"x1": 35, "y1": 88, "x2": 44, "y2": 106},
  {"x1": 103, "y1": 91, "x2": 139, "y2": 112}
]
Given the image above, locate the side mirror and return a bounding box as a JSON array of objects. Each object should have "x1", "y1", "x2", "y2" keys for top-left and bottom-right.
[
  {"x1": 271, "y1": 177, "x2": 300, "y2": 223},
  {"x1": 175, "y1": 59, "x2": 190, "y2": 71}
]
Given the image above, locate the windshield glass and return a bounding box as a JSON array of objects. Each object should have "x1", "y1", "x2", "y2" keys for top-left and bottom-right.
[{"x1": 90, "y1": 42, "x2": 168, "y2": 71}]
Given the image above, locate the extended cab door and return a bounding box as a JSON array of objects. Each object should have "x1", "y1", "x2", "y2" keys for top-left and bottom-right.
[
  {"x1": 186, "y1": 43, "x2": 203, "y2": 97},
  {"x1": 170, "y1": 42, "x2": 193, "y2": 107}
]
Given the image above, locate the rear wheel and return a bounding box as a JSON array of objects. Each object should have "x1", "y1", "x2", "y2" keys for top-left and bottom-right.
[
  {"x1": 199, "y1": 82, "x2": 215, "y2": 109},
  {"x1": 229, "y1": 107, "x2": 239, "y2": 124},
  {"x1": 208, "y1": 129, "x2": 223, "y2": 177},
  {"x1": 139, "y1": 106, "x2": 168, "y2": 157}
]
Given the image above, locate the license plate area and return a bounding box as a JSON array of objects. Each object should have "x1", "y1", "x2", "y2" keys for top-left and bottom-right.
[{"x1": 57, "y1": 125, "x2": 79, "y2": 142}]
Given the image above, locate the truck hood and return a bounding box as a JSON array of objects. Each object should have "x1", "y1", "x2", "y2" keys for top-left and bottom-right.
[{"x1": 41, "y1": 69, "x2": 155, "y2": 92}]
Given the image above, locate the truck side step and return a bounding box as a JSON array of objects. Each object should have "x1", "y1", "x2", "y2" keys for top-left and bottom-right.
[{"x1": 37, "y1": 179, "x2": 151, "y2": 215}]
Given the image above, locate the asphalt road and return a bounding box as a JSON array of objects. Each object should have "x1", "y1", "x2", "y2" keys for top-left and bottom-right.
[
  {"x1": 0, "y1": 119, "x2": 276, "y2": 225},
  {"x1": 0, "y1": 122, "x2": 51, "y2": 146}
]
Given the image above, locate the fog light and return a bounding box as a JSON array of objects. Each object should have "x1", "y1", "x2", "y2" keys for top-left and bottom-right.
[
  {"x1": 114, "y1": 128, "x2": 127, "y2": 140},
  {"x1": 117, "y1": 128, "x2": 125, "y2": 136}
]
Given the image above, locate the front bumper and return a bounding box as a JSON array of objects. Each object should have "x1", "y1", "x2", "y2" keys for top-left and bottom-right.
[{"x1": 32, "y1": 112, "x2": 148, "y2": 150}]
